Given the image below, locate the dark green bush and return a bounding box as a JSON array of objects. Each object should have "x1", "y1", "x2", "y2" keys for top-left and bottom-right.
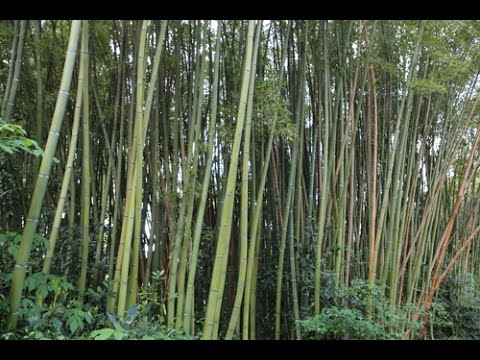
[
  {"x1": 431, "y1": 273, "x2": 480, "y2": 339},
  {"x1": 299, "y1": 280, "x2": 423, "y2": 340}
]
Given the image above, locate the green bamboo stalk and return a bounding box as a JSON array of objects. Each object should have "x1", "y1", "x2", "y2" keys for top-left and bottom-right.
[
  {"x1": 144, "y1": 22, "x2": 168, "y2": 286},
  {"x1": 314, "y1": 21, "x2": 332, "y2": 316},
  {"x1": 247, "y1": 119, "x2": 258, "y2": 338},
  {"x1": 388, "y1": 84, "x2": 425, "y2": 308},
  {"x1": 169, "y1": 23, "x2": 182, "y2": 249},
  {"x1": 115, "y1": 20, "x2": 148, "y2": 319},
  {"x1": 202, "y1": 20, "x2": 255, "y2": 340},
  {"x1": 288, "y1": 199, "x2": 301, "y2": 339},
  {"x1": 7, "y1": 20, "x2": 81, "y2": 330},
  {"x1": 242, "y1": 20, "x2": 291, "y2": 340},
  {"x1": 91, "y1": 83, "x2": 117, "y2": 286},
  {"x1": 249, "y1": 211, "x2": 262, "y2": 339},
  {"x1": 421, "y1": 94, "x2": 480, "y2": 337},
  {"x1": 64, "y1": 161, "x2": 76, "y2": 279},
  {"x1": 225, "y1": 20, "x2": 262, "y2": 340},
  {"x1": 126, "y1": 117, "x2": 143, "y2": 309},
  {"x1": 78, "y1": 20, "x2": 90, "y2": 301},
  {"x1": 330, "y1": 70, "x2": 345, "y2": 288},
  {"x1": 3, "y1": 20, "x2": 26, "y2": 121},
  {"x1": 369, "y1": 23, "x2": 424, "y2": 290},
  {"x1": 212, "y1": 21, "x2": 262, "y2": 339},
  {"x1": 344, "y1": 63, "x2": 360, "y2": 286},
  {"x1": 108, "y1": 20, "x2": 127, "y2": 294},
  {"x1": 41, "y1": 27, "x2": 86, "y2": 276},
  {"x1": 127, "y1": 19, "x2": 167, "y2": 310},
  {"x1": 274, "y1": 22, "x2": 307, "y2": 339},
  {"x1": 167, "y1": 22, "x2": 201, "y2": 328},
  {"x1": 33, "y1": 20, "x2": 44, "y2": 180},
  {"x1": 291, "y1": 21, "x2": 308, "y2": 338},
  {"x1": 183, "y1": 20, "x2": 222, "y2": 335},
  {"x1": 1, "y1": 20, "x2": 19, "y2": 118},
  {"x1": 176, "y1": 20, "x2": 208, "y2": 329},
  {"x1": 126, "y1": 42, "x2": 149, "y2": 306}
]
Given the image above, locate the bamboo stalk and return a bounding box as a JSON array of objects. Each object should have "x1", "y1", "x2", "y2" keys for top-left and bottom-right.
[{"x1": 7, "y1": 20, "x2": 81, "y2": 330}]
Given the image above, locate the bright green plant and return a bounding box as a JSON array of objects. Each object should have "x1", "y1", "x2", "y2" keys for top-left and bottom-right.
[
  {"x1": 0, "y1": 240, "x2": 103, "y2": 340},
  {"x1": 0, "y1": 271, "x2": 95, "y2": 339},
  {"x1": 0, "y1": 119, "x2": 43, "y2": 156}
]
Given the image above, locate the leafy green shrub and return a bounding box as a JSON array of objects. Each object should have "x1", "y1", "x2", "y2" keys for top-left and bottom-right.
[
  {"x1": 0, "y1": 271, "x2": 99, "y2": 339},
  {"x1": 0, "y1": 243, "x2": 109, "y2": 340},
  {"x1": 0, "y1": 232, "x2": 50, "y2": 273},
  {"x1": 0, "y1": 261, "x2": 193, "y2": 340},
  {"x1": 299, "y1": 279, "x2": 423, "y2": 340},
  {"x1": 300, "y1": 307, "x2": 393, "y2": 340},
  {"x1": 89, "y1": 305, "x2": 196, "y2": 340},
  {"x1": 431, "y1": 273, "x2": 480, "y2": 339}
]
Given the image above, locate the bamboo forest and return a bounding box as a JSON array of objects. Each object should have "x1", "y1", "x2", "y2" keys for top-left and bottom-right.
[{"x1": 3, "y1": 19, "x2": 480, "y2": 341}]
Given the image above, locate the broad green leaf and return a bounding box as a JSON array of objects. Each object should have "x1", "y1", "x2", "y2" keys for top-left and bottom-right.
[
  {"x1": 0, "y1": 142, "x2": 14, "y2": 154},
  {"x1": 21, "y1": 138, "x2": 34, "y2": 147},
  {"x1": 91, "y1": 328, "x2": 115, "y2": 340},
  {"x1": 36, "y1": 285, "x2": 48, "y2": 299},
  {"x1": 113, "y1": 322, "x2": 124, "y2": 332},
  {"x1": 32, "y1": 148, "x2": 44, "y2": 157},
  {"x1": 7, "y1": 244, "x2": 19, "y2": 259},
  {"x1": 113, "y1": 330, "x2": 124, "y2": 340},
  {"x1": 85, "y1": 312, "x2": 93, "y2": 324},
  {"x1": 68, "y1": 318, "x2": 79, "y2": 334}
]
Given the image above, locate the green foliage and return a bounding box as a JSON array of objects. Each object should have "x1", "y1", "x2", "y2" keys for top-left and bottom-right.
[
  {"x1": 299, "y1": 280, "x2": 423, "y2": 340},
  {"x1": 65, "y1": 307, "x2": 94, "y2": 335},
  {"x1": 300, "y1": 307, "x2": 388, "y2": 340},
  {"x1": 411, "y1": 77, "x2": 447, "y2": 95},
  {"x1": 0, "y1": 234, "x2": 106, "y2": 340},
  {"x1": 0, "y1": 264, "x2": 194, "y2": 340},
  {"x1": 301, "y1": 274, "x2": 480, "y2": 341},
  {"x1": 431, "y1": 273, "x2": 480, "y2": 339},
  {"x1": 89, "y1": 303, "x2": 196, "y2": 340},
  {"x1": 0, "y1": 118, "x2": 44, "y2": 157},
  {"x1": 88, "y1": 270, "x2": 196, "y2": 340},
  {"x1": 253, "y1": 77, "x2": 294, "y2": 143},
  {"x1": 0, "y1": 232, "x2": 50, "y2": 290},
  {"x1": 0, "y1": 271, "x2": 92, "y2": 339}
]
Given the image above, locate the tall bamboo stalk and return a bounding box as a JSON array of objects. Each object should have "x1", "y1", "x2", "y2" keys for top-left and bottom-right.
[
  {"x1": 3, "y1": 20, "x2": 26, "y2": 121},
  {"x1": 78, "y1": 20, "x2": 91, "y2": 301},
  {"x1": 202, "y1": 20, "x2": 255, "y2": 340},
  {"x1": 7, "y1": 20, "x2": 81, "y2": 330}
]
